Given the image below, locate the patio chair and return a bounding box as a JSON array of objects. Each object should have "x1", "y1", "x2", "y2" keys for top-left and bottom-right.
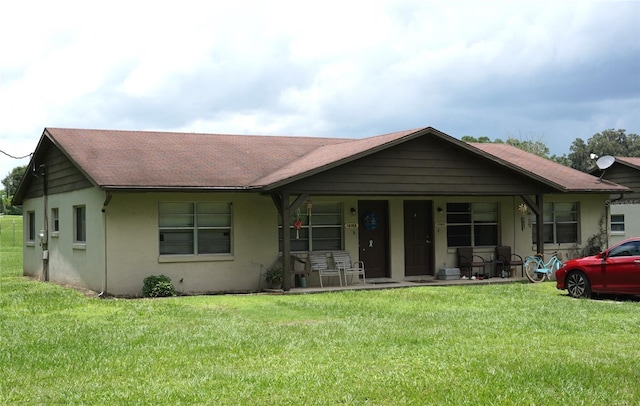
[
  {"x1": 332, "y1": 251, "x2": 365, "y2": 286},
  {"x1": 495, "y1": 246, "x2": 524, "y2": 277},
  {"x1": 309, "y1": 251, "x2": 342, "y2": 288},
  {"x1": 457, "y1": 247, "x2": 487, "y2": 278}
]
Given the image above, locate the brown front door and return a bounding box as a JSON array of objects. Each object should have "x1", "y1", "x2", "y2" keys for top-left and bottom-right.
[
  {"x1": 358, "y1": 200, "x2": 389, "y2": 278},
  {"x1": 404, "y1": 200, "x2": 434, "y2": 276}
]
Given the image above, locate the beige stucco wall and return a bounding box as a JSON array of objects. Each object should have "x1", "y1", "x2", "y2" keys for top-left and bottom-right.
[
  {"x1": 103, "y1": 193, "x2": 365, "y2": 296},
  {"x1": 22, "y1": 189, "x2": 610, "y2": 296},
  {"x1": 22, "y1": 187, "x2": 106, "y2": 291},
  {"x1": 104, "y1": 192, "x2": 279, "y2": 296}
]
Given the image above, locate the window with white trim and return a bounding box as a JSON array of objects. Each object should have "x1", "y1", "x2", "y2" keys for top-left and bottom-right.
[
  {"x1": 278, "y1": 202, "x2": 343, "y2": 252},
  {"x1": 610, "y1": 214, "x2": 625, "y2": 233},
  {"x1": 446, "y1": 202, "x2": 499, "y2": 247},
  {"x1": 532, "y1": 202, "x2": 579, "y2": 244},
  {"x1": 158, "y1": 202, "x2": 232, "y2": 255},
  {"x1": 74, "y1": 205, "x2": 86, "y2": 243}
]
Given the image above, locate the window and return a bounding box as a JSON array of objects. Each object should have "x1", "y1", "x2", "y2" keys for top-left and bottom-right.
[
  {"x1": 532, "y1": 202, "x2": 578, "y2": 244},
  {"x1": 158, "y1": 202, "x2": 231, "y2": 255},
  {"x1": 279, "y1": 202, "x2": 343, "y2": 252},
  {"x1": 27, "y1": 211, "x2": 36, "y2": 242},
  {"x1": 74, "y1": 205, "x2": 86, "y2": 243},
  {"x1": 446, "y1": 202, "x2": 499, "y2": 247},
  {"x1": 611, "y1": 214, "x2": 625, "y2": 233},
  {"x1": 608, "y1": 240, "x2": 639, "y2": 257},
  {"x1": 51, "y1": 208, "x2": 59, "y2": 233}
]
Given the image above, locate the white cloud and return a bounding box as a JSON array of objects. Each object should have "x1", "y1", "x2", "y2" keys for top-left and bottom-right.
[{"x1": 0, "y1": 0, "x2": 638, "y2": 178}]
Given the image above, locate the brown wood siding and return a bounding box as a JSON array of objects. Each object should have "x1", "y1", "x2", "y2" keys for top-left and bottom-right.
[
  {"x1": 284, "y1": 137, "x2": 552, "y2": 195},
  {"x1": 604, "y1": 165, "x2": 640, "y2": 199},
  {"x1": 23, "y1": 142, "x2": 94, "y2": 199}
]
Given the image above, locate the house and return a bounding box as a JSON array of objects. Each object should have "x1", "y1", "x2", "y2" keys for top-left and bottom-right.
[
  {"x1": 594, "y1": 157, "x2": 640, "y2": 244},
  {"x1": 13, "y1": 127, "x2": 629, "y2": 296}
]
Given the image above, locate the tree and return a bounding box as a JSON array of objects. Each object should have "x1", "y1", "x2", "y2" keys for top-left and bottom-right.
[
  {"x1": 1, "y1": 165, "x2": 26, "y2": 215},
  {"x1": 461, "y1": 135, "x2": 493, "y2": 143},
  {"x1": 566, "y1": 138, "x2": 590, "y2": 172},
  {"x1": 505, "y1": 137, "x2": 550, "y2": 158},
  {"x1": 567, "y1": 129, "x2": 640, "y2": 172}
]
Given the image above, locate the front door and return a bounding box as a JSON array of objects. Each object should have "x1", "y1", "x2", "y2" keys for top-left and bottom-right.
[
  {"x1": 404, "y1": 200, "x2": 434, "y2": 276},
  {"x1": 358, "y1": 200, "x2": 389, "y2": 278}
]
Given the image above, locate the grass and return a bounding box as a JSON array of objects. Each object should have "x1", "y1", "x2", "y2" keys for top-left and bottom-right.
[{"x1": 1, "y1": 214, "x2": 640, "y2": 404}]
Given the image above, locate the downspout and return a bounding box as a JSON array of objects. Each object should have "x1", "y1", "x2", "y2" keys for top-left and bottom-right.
[{"x1": 99, "y1": 192, "x2": 113, "y2": 298}]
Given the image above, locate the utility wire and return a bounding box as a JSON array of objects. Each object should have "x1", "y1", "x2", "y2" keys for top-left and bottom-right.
[{"x1": 0, "y1": 149, "x2": 32, "y2": 160}]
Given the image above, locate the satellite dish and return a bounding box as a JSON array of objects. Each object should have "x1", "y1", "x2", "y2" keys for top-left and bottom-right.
[{"x1": 596, "y1": 155, "x2": 615, "y2": 170}]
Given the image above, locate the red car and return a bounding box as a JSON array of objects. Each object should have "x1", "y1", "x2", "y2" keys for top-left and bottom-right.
[{"x1": 556, "y1": 237, "x2": 640, "y2": 298}]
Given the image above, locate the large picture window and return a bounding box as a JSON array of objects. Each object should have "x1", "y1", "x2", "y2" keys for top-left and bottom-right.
[
  {"x1": 446, "y1": 202, "x2": 499, "y2": 247},
  {"x1": 532, "y1": 202, "x2": 579, "y2": 244},
  {"x1": 279, "y1": 202, "x2": 343, "y2": 252},
  {"x1": 159, "y1": 202, "x2": 231, "y2": 255}
]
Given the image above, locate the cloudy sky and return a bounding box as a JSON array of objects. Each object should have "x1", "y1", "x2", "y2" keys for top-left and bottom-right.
[{"x1": 1, "y1": 0, "x2": 639, "y2": 178}]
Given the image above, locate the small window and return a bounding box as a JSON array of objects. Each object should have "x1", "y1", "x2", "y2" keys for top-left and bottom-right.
[
  {"x1": 51, "y1": 208, "x2": 59, "y2": 233},
  {"x1": 27, "y1": 211, "x2": 36, "y2": 242},
  {"x1": 610, "y1": 214, "x2": 625, "y2": 233},
  {"x1": 74, "y1": 206, "x2": 86, "y2": 243}
]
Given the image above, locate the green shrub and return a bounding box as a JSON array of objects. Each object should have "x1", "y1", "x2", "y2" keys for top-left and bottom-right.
[
  {"x1": 264, "y1": 261, "x2": 283, "y2": 287},
  {"x1": 142, "y1": 275, "x2": 176, "y2": 297}
]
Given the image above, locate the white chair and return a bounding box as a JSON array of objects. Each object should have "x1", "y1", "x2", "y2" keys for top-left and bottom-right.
[
  {"x1": 309, "y1": 252, "x2": 342, "y2": 288},
  {"x1": 332, "y1": 251, "x2": 365, "y2": 286}
]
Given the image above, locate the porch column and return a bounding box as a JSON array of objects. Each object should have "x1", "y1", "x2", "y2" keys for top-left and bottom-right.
[
  {"x1": 521, "y1": 194, "x2": 545, "y2": 256},
  {"x1": 280, "y1": 192, "x2": 292, "y2": 290},
  {"x1": 535, "y1": 194, "x2": 544, "y2": 256},
  {"x1": 271, "y1": 192, "x2": 310, "y2": 291}
]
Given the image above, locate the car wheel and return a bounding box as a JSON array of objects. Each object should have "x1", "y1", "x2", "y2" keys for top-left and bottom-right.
[{"x1": 566, "y1": 271, "x2": 591, "y2": 298}]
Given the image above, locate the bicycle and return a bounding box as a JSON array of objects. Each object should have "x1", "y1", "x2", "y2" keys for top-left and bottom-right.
[{"x1": 523, "y1": 251, "x2": 564, "y2": 283}]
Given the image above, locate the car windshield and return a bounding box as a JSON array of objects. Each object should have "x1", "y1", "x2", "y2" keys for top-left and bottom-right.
[{"x1": 608, "y1": 241, "x2": 640, "y2": 258}]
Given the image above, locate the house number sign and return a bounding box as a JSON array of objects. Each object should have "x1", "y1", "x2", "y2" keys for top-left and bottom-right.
[{"x1": 345, "y1": 223, "x2": 359, "y2": 228}]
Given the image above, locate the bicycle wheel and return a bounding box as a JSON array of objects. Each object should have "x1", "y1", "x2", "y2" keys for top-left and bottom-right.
[{"x1": 524, "y1": 257, "x2": 547, "y2": 283}]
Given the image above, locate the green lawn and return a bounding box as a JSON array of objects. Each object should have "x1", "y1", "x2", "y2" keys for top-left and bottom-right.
[{"x1": 1, "y1": 215, "x2": 639, "y2": 405}]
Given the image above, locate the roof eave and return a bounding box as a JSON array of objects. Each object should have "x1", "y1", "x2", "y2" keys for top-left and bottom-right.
[{"x1": 101, "y1": 185, "x2": 263, "y2": 193}]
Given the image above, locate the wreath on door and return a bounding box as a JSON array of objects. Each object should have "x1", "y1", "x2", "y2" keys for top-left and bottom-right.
[{"x1": 362, "y1": 212, "x2": 378, "y2": 231}]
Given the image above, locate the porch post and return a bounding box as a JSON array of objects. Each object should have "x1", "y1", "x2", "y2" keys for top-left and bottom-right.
[
  {"x1": 272, "y1": 191, "x2": 310, "y2": 291},
  {"x1": 520, "y1": 194, "x2": 545, "y2": 256},
  {"x1": 535, "y1": 194, "x2": 544, "y2": 256},
  {"x1": 280, "y1": 191, "x2": 292, "y2": 291}
]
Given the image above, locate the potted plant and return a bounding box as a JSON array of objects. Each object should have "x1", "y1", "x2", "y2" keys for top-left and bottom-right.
[{"x1": 264, "y1": 262, "x2": 283, "y2": 289}]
